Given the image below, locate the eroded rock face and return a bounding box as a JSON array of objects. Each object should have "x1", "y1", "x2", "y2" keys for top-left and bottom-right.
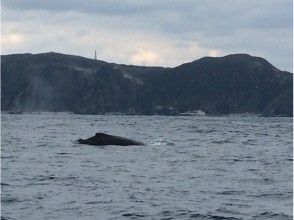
[
  {"x1": 262, "y1": 88, "x2": 293, "y2": 117},
  {"x1": 77, "y1": 133, "x2": 145, "y2": 146}
]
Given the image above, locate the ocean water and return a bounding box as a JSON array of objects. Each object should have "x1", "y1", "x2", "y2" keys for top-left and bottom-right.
[{"x1": 1, "y1": 113, "x2": 293, "y2": 220}]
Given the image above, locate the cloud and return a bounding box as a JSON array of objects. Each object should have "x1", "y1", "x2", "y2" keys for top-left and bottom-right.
[
  {"x1": 1, "y1": 0, "x2": 293, "y2": 71},
  {"x1": 2, "y1": 33, "x2": 25, "y2": 45},
  {"x1": 131, "y1": 49, "x2": 159, "y2": 65},
  {"x1": 1, "y1": 0, "x2": 190, "y2": 16}
]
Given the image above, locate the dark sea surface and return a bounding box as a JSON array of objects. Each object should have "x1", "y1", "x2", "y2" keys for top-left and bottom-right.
[{"x1": 1, "y1": 113, "x2": 293, "y2": 220}]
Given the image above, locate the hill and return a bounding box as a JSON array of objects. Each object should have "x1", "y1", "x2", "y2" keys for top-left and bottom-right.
[{"x1": 1, "y1": 52, "x2": 292, "y2": 116}]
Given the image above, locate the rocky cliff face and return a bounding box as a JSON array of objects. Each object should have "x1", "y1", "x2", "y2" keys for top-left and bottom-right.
[{"x1": 1, "y1": 52, "x2": 292, "y2": 116}]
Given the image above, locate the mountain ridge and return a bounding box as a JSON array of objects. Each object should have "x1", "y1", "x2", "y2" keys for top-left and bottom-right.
[{"x1": 1, "y1": 52, "x2": 292, "y2": 116}]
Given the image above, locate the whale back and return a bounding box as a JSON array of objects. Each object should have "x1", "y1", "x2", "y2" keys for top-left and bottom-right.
[
  {"x1": 95, "y1": 133, "x2": 110, "y2": 137},
  {"x1": 78, "y1": 133, "x2": 144, "y2": 146}
]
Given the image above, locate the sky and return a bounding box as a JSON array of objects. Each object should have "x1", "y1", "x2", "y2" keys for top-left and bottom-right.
[{"x1": 1, "y1": 0, "x2": 293, "y2": 71}]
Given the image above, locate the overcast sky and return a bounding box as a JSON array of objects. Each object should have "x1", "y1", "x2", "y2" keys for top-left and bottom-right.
[{"x1": 1, "y1": 0, "x2": 293, "y2": 71}]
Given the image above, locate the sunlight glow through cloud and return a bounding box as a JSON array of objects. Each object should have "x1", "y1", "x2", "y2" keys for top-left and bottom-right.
[
  {"x1": 131, "y1": 49, "x2": 159, "y2": 65},
  {"x1": 2, "y1": 33, "x2": 24, "y2": 45}
]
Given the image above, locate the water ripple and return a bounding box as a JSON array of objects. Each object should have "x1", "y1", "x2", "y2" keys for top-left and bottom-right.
[{"x1": 1, "y1": 113, "x2": 292, "y2": 220}]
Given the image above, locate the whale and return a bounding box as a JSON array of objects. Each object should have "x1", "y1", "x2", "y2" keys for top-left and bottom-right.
[{"x1": 77, "y1": 133, "x2": 145, "y2": 146}]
